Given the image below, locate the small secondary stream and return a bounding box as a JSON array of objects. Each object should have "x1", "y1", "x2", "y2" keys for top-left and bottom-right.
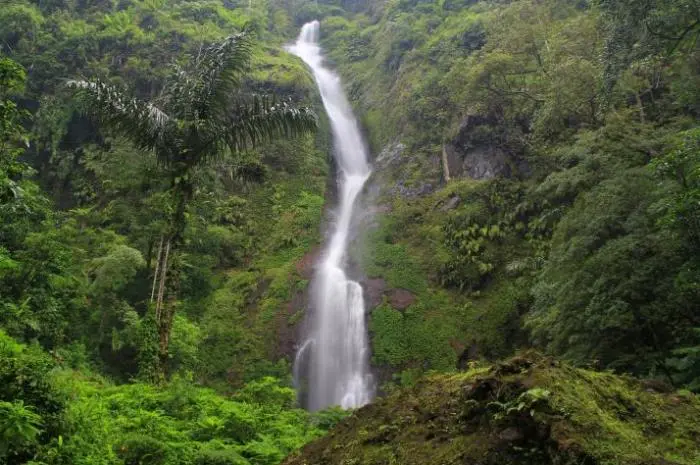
[{"x1": 289, "y1": 21, "x2": 374, "y2": 411}]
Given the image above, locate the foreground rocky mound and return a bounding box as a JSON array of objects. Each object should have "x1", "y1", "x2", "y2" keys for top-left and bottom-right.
[{"x1": 284, "y1": 354, "x2": 700, "y2": 465}]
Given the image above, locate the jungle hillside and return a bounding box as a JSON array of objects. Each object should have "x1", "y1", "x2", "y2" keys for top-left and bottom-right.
[{"x1": 2, "y1": 0, "x2": 700, "y2": 464}]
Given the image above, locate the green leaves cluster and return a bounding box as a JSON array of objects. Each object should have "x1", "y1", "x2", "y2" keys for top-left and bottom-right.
[
  {"x1": 0, "y1": 401, "x2": 43, "y2": 460},
  {"x1": 1, "y1": 0, "x2": 331, "y2": 458},
  {"x1": 0, "y1": 330, "x2": 345, "y2": 465},
  {"x1": 441, "y1": 218, "x2": 504, "y2": 290}
]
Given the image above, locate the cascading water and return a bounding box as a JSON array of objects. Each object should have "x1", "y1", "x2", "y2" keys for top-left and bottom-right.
[{"x1": 288, "y1": 21, "x2": 374, "y2": 411}]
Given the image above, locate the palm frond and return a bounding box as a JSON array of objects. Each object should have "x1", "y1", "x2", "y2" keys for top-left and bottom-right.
[
  {"x1": 163, "y1": 65, "x2": 201, "y2": 122},
  {"x1": 181, "y1": 30, "x2": 255, "y2": 121},
  {"x1": 67, "y1": 79, "x2": 171, "y2": 154},
  {"x1": 223, "y1": 95, "x2": 317, "y2": 153}
]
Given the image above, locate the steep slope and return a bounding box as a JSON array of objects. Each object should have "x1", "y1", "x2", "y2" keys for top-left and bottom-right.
[
  {"x1": 0, "y1": 0, "x2": 331, "y2": 389},
  {"x1": 283, "y1": 353, "x2": 700, "y2": 465},
  {"x1": 1, "y1": 2, "x2": 338, "y2": 462},
  {"x1": 276, "y1": 0, "x2": 700, "y2": 391}
]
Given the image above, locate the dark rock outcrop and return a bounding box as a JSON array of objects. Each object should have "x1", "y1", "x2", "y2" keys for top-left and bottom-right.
[
  {"x1": 445, "y1": 114, "x2": 528, "y2": 180},
  {"x1": 375, "y1": 142, "x2": 406, "y2": 169},
  {"x1": 363, "y1": 278, "x2": 387, "y2": 310},
  {"x1": 362, "y1": 279, "x2": 416, "y2": 312}
]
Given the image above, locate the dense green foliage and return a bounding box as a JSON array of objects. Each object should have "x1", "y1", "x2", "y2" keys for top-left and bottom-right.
[
  {"x1": 67, "y1": 27, "x2": 317, "y2": 378},
  {"x1": 278, "y1": 0, "x2": 700, "y2": 391},
  {"x1": 283, "y1": 353, "x2": 700, "y2": 465},
  {"x1": 0, "y1": 330, "x2": 344, "y2": 464},
  {"x1": 0, "y1": 0, "x2": 338, "y2": 461},
  {"x1": 0, "y1": 0, "x2": 327, "y2": 381},
  {"x1": 3, "y1": 0, "x2": 700, "y2": 462}
]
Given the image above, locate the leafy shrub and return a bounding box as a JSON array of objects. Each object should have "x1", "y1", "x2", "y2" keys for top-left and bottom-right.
[
  {"x1": 194, "y1": 446, "x2": 248, "y2": 465},
  {"x1": 116, "y1": 435, "x2": 170, "y2": 465},
  {"x1": 0, "y1": 331, "x2": 64, "y2": 464},
  {"x1": 0, "y1": 400, "x2": 43, "y2": 461}
]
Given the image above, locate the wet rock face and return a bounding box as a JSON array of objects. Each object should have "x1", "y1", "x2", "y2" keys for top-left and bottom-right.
[
  {"x1": 373, "y1": 142, "x2": 438, "y2": 199},
  {"x1": 363, "y1": 278, "x2": 387, "y2": 310},
  {"x1": 389, "y1": 180, "x2": 435, "y2": 198},
  {"x1": 295, "y1": 246, "x2": 321, "y2": 280},
  {"x1": 453, "y1": 145, "x2": 511, "y2": 179},
  {"x1": 275, "y1": 290, "x2": 307, "y2": 361},
  {"x1": 361, "y1": 279, "x2": 416, "y2": 313},
  {"x1": 445, "y1": 114, "x2": 527, "y2": 180},
  {"x1": 375, "y1": 142, "x2": 407, "y2": 169}
]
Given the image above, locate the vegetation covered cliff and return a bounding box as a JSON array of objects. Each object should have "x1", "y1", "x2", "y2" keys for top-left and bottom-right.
[
  {"x1": 1, "y1": 0, "x2": 342, "y2": 462},
  {"x1": 279, "y1": 0, "x2": 700, "y2": 393},
  {"x1": 284, "y1": 354, "x2": 700, "y2": 465},
  {"x1": 2, "y1": 0, "x2": 700, "y2": 463}
]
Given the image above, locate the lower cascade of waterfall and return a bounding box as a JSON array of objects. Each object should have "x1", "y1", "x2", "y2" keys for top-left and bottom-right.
[{"x1": 288, "y1": 21, "x2": 374, "y2": 411}]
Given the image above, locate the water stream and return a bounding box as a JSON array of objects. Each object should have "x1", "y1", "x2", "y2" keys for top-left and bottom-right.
[{"x1": 288, "y1": 21, "x2": 374, "y2": 411}]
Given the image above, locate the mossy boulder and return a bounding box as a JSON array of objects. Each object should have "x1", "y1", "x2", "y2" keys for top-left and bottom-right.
[{"x1": 283, "y1": 353, "x2": 700, "y2": 465}]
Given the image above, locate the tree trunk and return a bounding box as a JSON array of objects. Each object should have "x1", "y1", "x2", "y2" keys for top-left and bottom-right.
[
  {"x1": 636, "y1": 92, "x2": 646, "y2": 124},
  {"x1": 150, "y1": 236, "x2": 163, "y2": 303},
  {"x1": 442, "y1": 144, "x2": 451, "y2": 183},
  {"x1": 146, "y1": 238, "x2": 153, "y2": 273},
  {"x1": 155, "y1": 239, "x2": 170, "y2": 323},
  {"x1": 155, "y1": 178, "x2": 192, "y2": 378}
]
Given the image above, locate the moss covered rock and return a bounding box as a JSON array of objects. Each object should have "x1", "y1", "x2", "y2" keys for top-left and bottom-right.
[{"x1": 283, "y1": 353, "x2": 700, "y2": 465}]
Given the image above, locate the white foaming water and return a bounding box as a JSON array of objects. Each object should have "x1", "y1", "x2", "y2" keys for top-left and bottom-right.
[{"x1": 288, "y1": 21, "x2": 373, "y2": 411}]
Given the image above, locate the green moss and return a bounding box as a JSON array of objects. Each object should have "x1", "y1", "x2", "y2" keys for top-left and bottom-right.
[
  {"x1": 369, "y1": 292, "x2": 464, "y2": 372},
  {"x1": 283, "y1": 354, "x2": 700, "y2": 465},
  {"x1": 368, "y1": 304, "x2": 407, "y2": 366},
  {"x1": 459, "y1": 279, "x2": 529, "y2": 358},
  {"x1": 539, "y1": 367, "x2": 700, "y2": 464},
  {"x1": 361, "y1": 217, "x2": 427, "y2": 294},
  {"x1": 358, "y1": 176, "x2": 532, "y2": 378},
  {"x1": 250, "y1": 49, "x2": 316, "y2": 92},
  {"x1": 360, "y1": 214, "x2": 468, "y2": 372}
]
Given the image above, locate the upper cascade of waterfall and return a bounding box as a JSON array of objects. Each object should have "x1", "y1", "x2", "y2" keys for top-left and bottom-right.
[
  {"x1": 289, "y1": 21, "x2": 374, "y2": 411},
  {"x1": 299, "y1": 20, "x2": 320, "y2": 44},
  {"x1": 289, "y1": 21, "x2": 370, "y2": 177}
]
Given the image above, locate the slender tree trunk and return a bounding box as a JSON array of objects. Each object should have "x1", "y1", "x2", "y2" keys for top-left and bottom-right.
[
  {"x1": 151, "y1": 236, "x2": 163, "y2": 303},
  {"x1": 146, "y1": 238, "x2": 153, "y2": 273},
  {"x1": 155, "y1": 239, "x2": 170, "y2": 323},
  {"x1": 442, "y1": 144, "x2": 451, "y2": 183},
  {"x1": 156, "y1": 178, "x2": 192, "y2": 378},
  {"x1": 636, "y1": 92, "x2": 646, "y2": 123}
]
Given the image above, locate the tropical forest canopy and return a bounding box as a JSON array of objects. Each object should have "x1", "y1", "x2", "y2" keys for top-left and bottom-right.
[{"x1": 1, "y1": 0, "x2": 700, "y2": 463}]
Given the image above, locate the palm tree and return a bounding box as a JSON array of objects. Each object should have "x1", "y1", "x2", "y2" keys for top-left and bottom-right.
[{"x1": 68, "y1": 30, "x2": 317, "y2": 377}]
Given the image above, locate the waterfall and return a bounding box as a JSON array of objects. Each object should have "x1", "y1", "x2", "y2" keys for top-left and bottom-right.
[{"x1": 289, "y1": 21, "x2": 374, "y2": 411}]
